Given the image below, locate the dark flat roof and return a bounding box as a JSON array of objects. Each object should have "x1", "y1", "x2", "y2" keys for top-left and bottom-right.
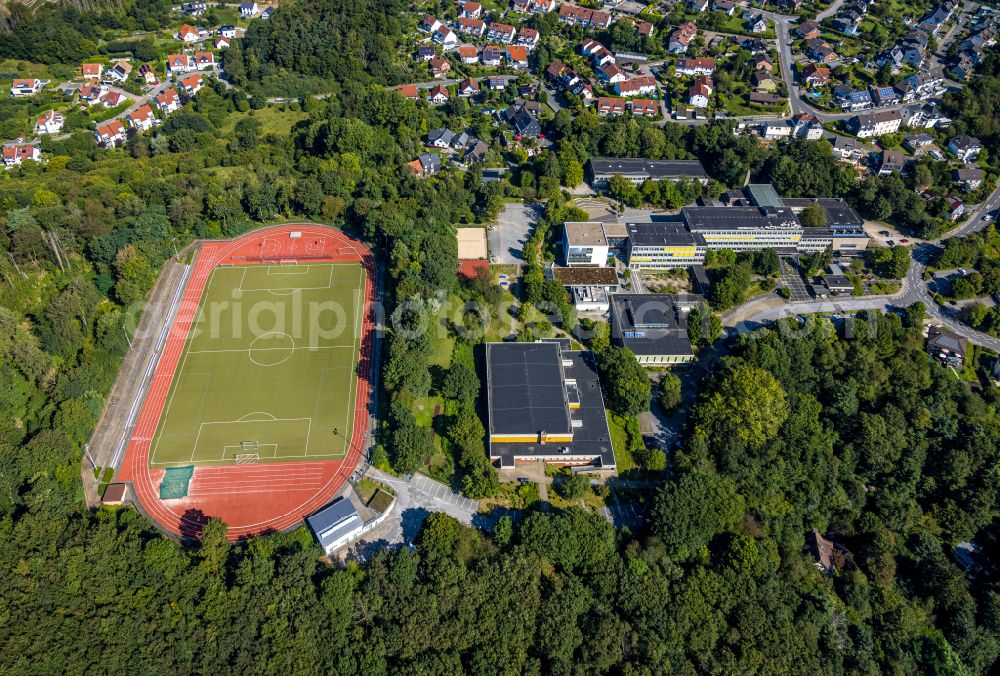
[
  {"x1": 489, "y1": 349, "x2": 614, "y2": 467},
  {"x1": 627, "y1": 222, "x2": 706, "y2": 246},
  {"x1": 306, "y1": 497, "x2": 361, "y2": 549},
  {"x1": 610, "y1": 294, "x2": 695, "y2": 357},
  {"x1": 588, "y1": 157, "x2": 708, "y2": 180},
  {"x1": 682, "y1": 206, "x2": 801, "y2": 231},
  {"x1": 487, "y1": 342, "x2": 572, "y2": 437},
  {"x1": 782, "y1": 198, "x2": 864, "y2": 229}
]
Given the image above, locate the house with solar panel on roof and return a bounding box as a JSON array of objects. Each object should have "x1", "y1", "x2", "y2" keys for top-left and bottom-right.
[{"x1": 486, "y1": 339, "x2": 614, "y2": 470}]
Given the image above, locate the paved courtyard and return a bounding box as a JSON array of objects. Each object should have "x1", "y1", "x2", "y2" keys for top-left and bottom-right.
[{"x1": 488, "y1": 202, "x2": 541, "y2": 264}]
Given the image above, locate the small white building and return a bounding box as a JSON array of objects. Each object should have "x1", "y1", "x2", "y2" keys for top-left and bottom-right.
[{"x1": 35, "y1": 110, "x2": 64, "y2": 134}]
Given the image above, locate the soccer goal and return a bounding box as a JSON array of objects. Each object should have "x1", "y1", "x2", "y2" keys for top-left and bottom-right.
[
  {"x1": 234, "y1": 453, "x2": 261, "y2": 464},
  {"x1": 280, "y1": 259, "x2": 299, "y2": 265}
]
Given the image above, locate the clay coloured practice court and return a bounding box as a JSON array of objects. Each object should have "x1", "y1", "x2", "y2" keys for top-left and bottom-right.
[{"x1": 116, "y1": 225, "x2": 375, "y2": 539}]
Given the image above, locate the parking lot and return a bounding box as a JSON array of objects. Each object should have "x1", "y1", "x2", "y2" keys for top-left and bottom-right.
[
  {"x1": 487, "y1": 202, "x2": 541, "y2": 265},
  {"x1": 410, "y1": 473, "x2": 480, "y2": 513},
  {"x1": 780, "y1": 257, "x2": 812, "y2": 302},
  {"x1": 600, "y1": 501, "x2": 643, "y2": 530}
]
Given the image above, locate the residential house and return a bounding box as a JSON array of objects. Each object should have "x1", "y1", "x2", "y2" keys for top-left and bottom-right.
[
  {"x1": 904, "y1": 133, "x2": 935, "y2": 152},
  {"x1": 805, "y1": 38, "x2": 837, "y2": 63},
  {"x1": 598, "y1": 62, "x2": 626, "y2": 84},
  {"x1": 746, "y1": 13, "x2": 768, "y2": 33},
  {"x1": 81, "y1": 63, "x2": 104, "y2": 79},
  {"x1": 903, "y1": 102, "x2": 951, "y2": 129},
  {"x1": 481, "y1": 45, "x2": 504, "y2": 66},
  {"x1": 581, "y1": 39, "x2": 615, "y2": 67},
  {"x1": 94, "y1": 120, "x2": 127, "y2": 147},
  {"x1": 127, "y1": 105, "x2": 157, "y2": 132},
  {"x1": 669, "y1": 22, "x2": 697, "y2": 54},
  {"x1": 138, "y1": 64, "x2": 158, "y2": 85},
  {"x1": 615, "y1": 75, "x2": 657, "y2": 97},
  {"x1": 558, "y1": 5, "x2": 611, "y2": 28},
  {"x1": 430, "y1": 55, "x2": 452, "y2": 77},
  {"x1": 239, "y1": 1, "x2": 258, "y2": 17},
  {"x1": 485, "y1": 75, "x2": 507, "y2": 91},
  {"x1": 807, "y1": 530, "x2": 837, "y2": 575},
  {"x1": 688, "y1": 75, "x2": 713, "y2": 108},
  {"x1": 434, "y1": 26, "x2": 459, "y2": 47},
  {"x1": 752, "y1": 72, "x2": 777, "y2": 92},
  {"x1": 182, "y1": 1, "x2": 207, "y2": 16},
  {"x1": 597, "y1": 96, "x2": 626, "y2": 115},
  {"x1": 713, "y1": 0, "x2": 737, "y2": 15},
  {"x1": 517, "y1": 27, "x2": 540, "y2": 49},
  {"x1": 458, "y1": 45, "x2": 479, "y2": 64},
  {"x1": 154, "y1": 88, "x2": 181, "y2": 113},
  {"x1": 428, "y1": 84, "x2": 450, "y2": 104},
  {"x1": 918, "y1": 3, "x2": 954, "y2": 35},
  {"x1": 741, "y1": 37, "x2": 767, "y2": 53},
  {"x1": 754, "y1": 54, "x2": 773, "y2": 72},
  {"x1": 792, "y1": 114, "x2": 823, "y2": 139},
  {"x1": 904, "y1": 45, "x2": 926, "y2": 69},
  {"x1": 849, "y1": 110, "x2": 902, "y2": 138},
  {"x1": 945, "y1": 195, "x2": 966, "y2": 221},
  {"x1": 675, "y1": 57, "x2": 716, "y2": 76},
  {"x1": 35, "y1": 110, "x2": 64, "y2": 134},
  {"x1": 420, "y1": 15, "x2": 442, "y2": 33},
  {"x1": 877, "y1": 46, "x2": 905, "y2": 72},
  {"x1": 457, "y1": 17, "x2": 486, "y2": 37},
  {"x1": 796, "y1": 20, "x2": 821, "y2": 40},
  {"x1": 505, "y1": 45, "x2": 529, "y2": 69},
  {"x1": 869, "y1": 85, "x2": 899, "y2": 107},
  {"x1": 843, "y1": 89, "x2": 873, "y2": 111},
  {"x1": 395, "y1": 83, "x2": 419, "y2": 100},
  {"x1": 801, "y1": 63, "x2": 830, "y2": 87},
  {"x1": 214, "y1": 36, "x2": 231, "y2": 50},
  {"x1": 630, "y1": 98, "x2": 659, "y2": 116},
  {"x1": 194, "y1": 52, "x2": 215, "y2": 70},
  {"x1": 948, "y1": 135, "x2": 982, "y2": 163},
  {"x1": 749, "y1": 92, "x2": 781, "y2": 105},
  {"x1": 428, "y1": 128, "x2": 456, "y2": 148},
  {"x1": 634, "y1": 20, "x2": 654, "y2": 37},
  {"x1": 953, "y1": 167, "x2": 984, "y2": 190},
  {"x1": 688, "y1": 0, "x2": 709, "y2": 11},
  {"x1": 465, "y1": 140, "x2": 488, "y2": 164},
  {"x1": 107, "y1": 60, "x2": 132, "y2": 83},
  {"x1": 78, "y1": 84, "x2": 107, "y2": 106},
  {"x1": 877, "y1": 149, "x2": 905, "y2": 176},
  {"x1": 831, "y1": 135, "x2": 865, "y2": 163},
  {"x1": 487, "y1": 23, "x2": 516, "y2": 43},
  {"x1": 761, "y1": 121, "x2": 792, "y2": 140},
  {"x1": 504, "y1": 104, "x2": 542, "y2": 137},
  {"x1": 450, "y1": 131, "x2": 471, "y2": 151},
  {"x1": 176, "y1": 24, "x2": 200, "y2": 42},
  {"x1": 417, "y1": 46, "x2": 436, "y2": 62},
  {"x1": 513, "y1": 0, "x2": 556, "y2": 12},
  {"x1": 167, "y1": 54, "x2": 195, "y2": 73},
  {"x1": 217, "y1": 25, "x2": 238, "y2": 38},
  {"x1": 100, "y1": 90, "x2": 125, "y2": 108},
  {"x1": 178, "y1": 73, "x2": 204, "y2": 96},
  {"x1": 458, "y1": 77, "x2": 480, "y2": 97},
  {"x1": 2, "y1": 143, "x2": 40, "y2": 167},
  {"x1": 10, "y1": 79, "x2": 42, "y2": 97},
  {"x1": 460, "y1": 1, "x2": 482, "y2": 17}
]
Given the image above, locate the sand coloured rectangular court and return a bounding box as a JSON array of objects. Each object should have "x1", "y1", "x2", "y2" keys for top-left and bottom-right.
[{"x1": 149, "y1": 261, "x2": 365, "y2": 467}]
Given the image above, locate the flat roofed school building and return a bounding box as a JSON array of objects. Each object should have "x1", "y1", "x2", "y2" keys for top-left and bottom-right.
[
  {"x1": 681, "y1": 205, "x2": 803, "y2": 251},
  {"x1": 306, "y1": 497, "x2": 364, "y2": 554},
  {"x1": 486, "y1": 340, "x2": 614, "y2": 469},
  {"x1": 587, "y1": 157, "x2": 709, "y2": 189},
  {"x1": 625, "y1": 222, "x2": 707, "y2": 269},
  {"x1": 562, "y1": 221, "x2": 611, "y2": 266},
  {"x1": 609, "y1": 294, "x2": 697, "y2": 364}
]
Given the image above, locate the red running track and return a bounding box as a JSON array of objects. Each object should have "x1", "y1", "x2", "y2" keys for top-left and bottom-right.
[{"x1": 117, "y1": 224, "x2": 376, "y2": 540}]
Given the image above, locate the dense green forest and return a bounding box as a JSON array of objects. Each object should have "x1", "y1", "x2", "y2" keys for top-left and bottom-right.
[{"x1": 0, "y1": 0, "x2": 997, "y2": 671}]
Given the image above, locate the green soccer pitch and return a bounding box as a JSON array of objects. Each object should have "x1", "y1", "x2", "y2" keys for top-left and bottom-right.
[{"x1": 149, "y1": 262, "x2": 365, "y2": 467}]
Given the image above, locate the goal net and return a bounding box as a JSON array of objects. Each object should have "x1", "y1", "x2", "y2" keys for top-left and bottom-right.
[{"x1": 235, "y1": 453, "x2": 260, "y2": 465}]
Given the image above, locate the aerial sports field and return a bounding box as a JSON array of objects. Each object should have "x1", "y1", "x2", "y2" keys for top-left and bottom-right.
[{"x1": 116, "y1": 224, "x2": 376, "y2": 540}]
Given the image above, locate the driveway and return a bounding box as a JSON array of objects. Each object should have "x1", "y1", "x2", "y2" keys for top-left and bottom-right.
[
  {"x1": 488, "y1": 202, "x2": 542, "y2": 264},
  {"x1": 343, "y1": 469, "x2": 479, "y2": 560}
]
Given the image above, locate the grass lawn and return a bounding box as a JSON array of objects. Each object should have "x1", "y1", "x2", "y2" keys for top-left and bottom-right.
[
  {"x1": 411, "y1": 396, "x2": 444, "y2": 428},
  {"x1": 221, "y1": 104, "x2": 309, "y2": 136},
  {"x1": 148, "y1": 261, "x2": 365, "y2": 467},
  {"x1": 608, "y1": 413, "x2": 638, "y2": 473}
]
